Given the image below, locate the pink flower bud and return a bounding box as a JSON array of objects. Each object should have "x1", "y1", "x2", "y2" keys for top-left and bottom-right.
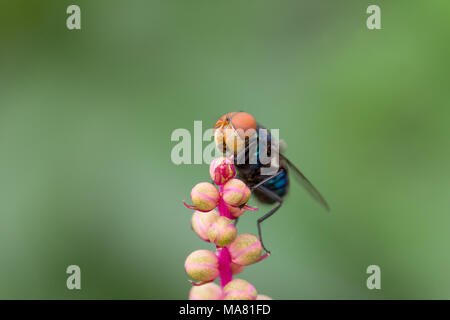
[
  {"x1": 208, "y1": 216, "x2": 237, "y2": 247},
  {"x1": 228, "y1": 204, "x2": 246, "y2": 218},
  {"x1": 185, "y1": 250, "x2": 219, "y2": 282},
  {"x1": 191, "y1": 210, "x2": 219, "y2": 241},
  {"x1": 230, "y1": 262, "x2": 245, "y2": 275},
  {"x1": 257, "y1": 294, "x2": 272, "y2": 300},
  {"x1": 190, "y1": 182, "x2": 219, "y2": 212},
  {"x1": 209, "y1": 157, "x2": 236, "y2": 185},
  {"x1": 228, "y1": 233, "x2": 262, "y2": 266},
  {"x1": 222, "y1": 179, "x2": 251, "y2": 207},
  {"x1": 189, "y1": 283, "x2": 222, "y2": 300},
  {"x1": 223, "y1": 279, "x2": 257, "y2": 300}
]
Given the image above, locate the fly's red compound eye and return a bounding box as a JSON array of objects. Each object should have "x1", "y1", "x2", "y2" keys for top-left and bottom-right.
[
  {"x1": 230, "y1": 112, "x2": 257, "y2": 139},
  {"x1": 214, "y1": 112, "x2": 257, "y2": 154}
]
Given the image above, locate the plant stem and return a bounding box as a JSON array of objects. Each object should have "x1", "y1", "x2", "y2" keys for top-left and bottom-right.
[
  {"x1": 217, "y1": 246, "x2": 232, "y2": 288},
  {"x1": 217, "y1": 186, "x2": 233, "y2": 219},
  {"x1": 217, "y1": 184, "x2": 233, "y2": 288}
]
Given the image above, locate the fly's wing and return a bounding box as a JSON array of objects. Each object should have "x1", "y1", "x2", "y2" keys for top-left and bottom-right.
[
  {"x1": 280, "y1": 153, "x2": 330, "y2": 211},
  {"x1": 256, "y1": 122, "x2": 329, "y2": 211}
]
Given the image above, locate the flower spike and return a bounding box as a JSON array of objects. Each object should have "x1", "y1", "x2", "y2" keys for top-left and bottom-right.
[{"x1": 184, "y1": 156, "x2": 271, "y2": 300}]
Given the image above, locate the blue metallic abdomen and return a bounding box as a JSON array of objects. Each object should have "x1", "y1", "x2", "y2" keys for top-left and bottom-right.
[{"x1": 265, "y1": 169, "x2": 288, "y2": 197}]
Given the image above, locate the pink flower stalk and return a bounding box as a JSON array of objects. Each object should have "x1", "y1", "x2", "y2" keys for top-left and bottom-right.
[
  {"x1": 217, "y1": 246, "x2": 233, "y2": 287},
  {"x1": 184, "y1": 156, "x2": 271, "y2": 300}
]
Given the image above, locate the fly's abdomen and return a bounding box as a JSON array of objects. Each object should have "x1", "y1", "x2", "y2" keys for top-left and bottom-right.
[{"x1": 264, "y1": 169, "x2": 288, "y2": 197}]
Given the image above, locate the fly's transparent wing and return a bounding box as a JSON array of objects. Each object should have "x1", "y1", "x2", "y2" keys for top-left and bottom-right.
[
  {"x1": 256, "y1": 122, "x2": 329, "y2": 211},
  {"x1": 280, "y1": 153, "x2": 330, "y2": 211}
]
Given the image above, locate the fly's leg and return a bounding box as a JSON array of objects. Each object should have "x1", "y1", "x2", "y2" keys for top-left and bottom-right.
[
  {"x1": 250, "y1": 170, "x2": 283, "y2": 191},
  {"x1": 253, "y1": 185, "x2": 283, "y2": 255}
]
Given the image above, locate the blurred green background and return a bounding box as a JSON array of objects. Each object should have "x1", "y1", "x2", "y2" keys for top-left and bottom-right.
[{"x1": 1, "y1": 0, "x2": 450, "y2": 299}]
